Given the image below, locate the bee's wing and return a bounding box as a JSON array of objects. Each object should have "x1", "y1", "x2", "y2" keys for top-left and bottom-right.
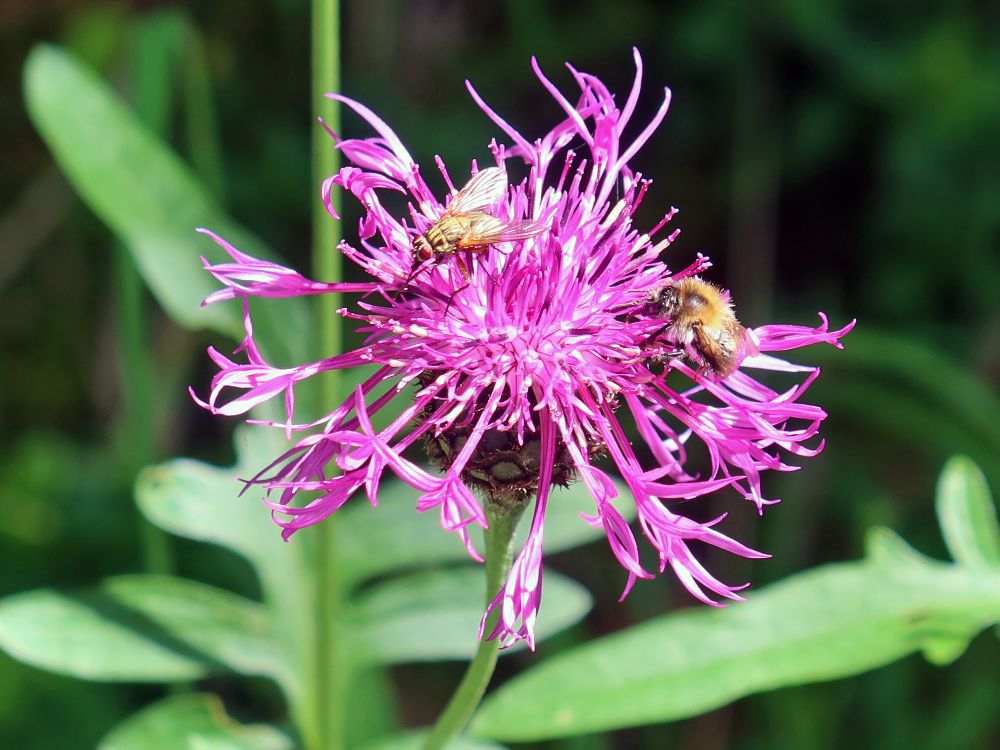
[
  {"x1": 730, "y1": 320, "x2": 759, "y2": 361},
  {"x1": 696, "y1": 319, "x2": 757, "y2": 377},
  {"x1": 456, "y1": 216, "x2": 547, "y2": 249},
  {"x1": 446, "y1": 167, "x2": 508, "y2": 214}
]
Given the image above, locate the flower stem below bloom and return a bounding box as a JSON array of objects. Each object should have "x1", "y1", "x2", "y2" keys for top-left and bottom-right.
[
  {"x1": 308, "y1": 1, "x2": 342, "y2": 749},
  {"x1": 421, "y1": 501, "x2": 529, "y2": 750}
]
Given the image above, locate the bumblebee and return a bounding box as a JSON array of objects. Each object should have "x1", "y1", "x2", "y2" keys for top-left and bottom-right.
[{"x1": 652, "y1": 277, "x2": 757, "y2": 377}]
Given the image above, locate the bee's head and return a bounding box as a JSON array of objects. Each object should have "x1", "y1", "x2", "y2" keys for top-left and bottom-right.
[
  {"x1": 658, "y1": 278, "x2": 709, "y2": 319},
  {"x1": 656, "y1": 284, "x2": 683, "y2": 318}
]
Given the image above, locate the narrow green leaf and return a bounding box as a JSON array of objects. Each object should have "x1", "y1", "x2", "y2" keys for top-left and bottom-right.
[
  {"x1": 99, "y1": 693, "x2": 292, "y2": 750},
  {"x1": 811, "y1": 329, "x2": 1000, "y2": 458},
  {"x1": 23, "y1": 44, "x2": 310, "y2": 364},
  {"x1": 130, "y1": 9, "x2": 186, "y2": 135},
  {"x1": 351, "y1": 567, "x2": 591, "y2": 664},
  {"x1": 936, "y1": 456, "x2": 1000, "y2": 569},
  {"x1": 358, "y1": 731, "x2": 505, "y2": 750},
  {"x1": 179, "y1": 17, "x2": 226, "y2": 200},
  {"x1": 0, "y1": 576, "x2": 288, "y2": 685},
  {"x1": 471, "y1": 556, "x2": 1000, "y2": 741},
  {"x1": 337, "y1": 478, "x2": 634, "y2": 587},
  {"x1": 24, "y1": 43, "x2": 227, "y2": 333}
]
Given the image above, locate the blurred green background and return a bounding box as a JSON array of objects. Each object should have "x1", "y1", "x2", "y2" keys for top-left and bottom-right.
[{"x1": 2, "y1": 0, "x2": 999, "y2": 748}]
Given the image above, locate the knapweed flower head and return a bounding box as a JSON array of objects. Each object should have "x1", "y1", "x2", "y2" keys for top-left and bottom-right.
[{"x1": 195, "y1": 49, "x2": 853, "y2": 649}]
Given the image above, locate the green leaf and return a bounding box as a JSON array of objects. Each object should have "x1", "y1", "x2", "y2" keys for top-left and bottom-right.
[
  {"x1": 333, "y1": 481, "x2": 466, "y2": 586},
  {"x1": 358, "y1": 731, "x2": 505, "y2": 750},
  {"x1": 864, "y1": 526, "x2": 932, "y2": 568},
  {"x1": 519, "y1": 480, "x2": 637, "y2": 557},
  {"x1": 936, "y1": 456, "x2": 1000, "y2": 569},
  {"x1": 136, "y1": 425, "x2": 285, "y2": 565},
  {"x1": 920, "y1": 633, "x2": 973, "y2": 666},
  {"x1": 23, "y1": 44, "x2": 310, "y2": 364},
  {"x1": 351, "y1": 567, "x2": 592, "y2": 664},
  {"x1": 0, "y1": 576, "x2": 288, "y2": 685},
  {"x1": 471, "y1": 550, "x2": 1000, "y2": 741},
  {"x1": 99, "y1": 694, "x2": 292, "y2": 750},
  {"x1": 337, "y1": 478, "x2": 634, "y2": 587},
  {"x1": 136, "y1": 426, "x2": 307, "y2": 616},
  {"x1": 345, "y1": 667, "x2": 400, "y2": 749}
]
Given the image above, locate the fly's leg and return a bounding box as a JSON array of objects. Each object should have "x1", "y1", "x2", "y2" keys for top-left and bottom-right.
[
  {"x1": 443, "y1": 282, "x2": 470, "y2": 316},
  {"x1": 439, "y1": 254, "x2": 474, "y2": 317}
]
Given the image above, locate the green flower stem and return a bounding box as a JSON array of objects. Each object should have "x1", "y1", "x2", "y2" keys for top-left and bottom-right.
[
  {"x1": 312, "y1": 0, "x2": 341, "y2": 380},
  {"x1": 422, "y1": 501, "x2": 529, "y2": 750},
  {"x1": 182, "y1": 26, "x2": 225, "y2": 201},
  {"x1": 121, "y1": 23, "x2": 175, "y2": 575},
  {"x1": 308, "y1": 2, "x2": 343, "y2": 750},
  {"x1": 113, "y1": 244, "x2": 169, "y2": 575}
]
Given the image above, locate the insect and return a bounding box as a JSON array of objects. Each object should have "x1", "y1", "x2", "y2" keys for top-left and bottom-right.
[
  {"x1": 651, "y1": 276, "x2": 757, "y2": 378},
  {"x1": 409, "y1": 166, "x2": 546, "y2": 283}
]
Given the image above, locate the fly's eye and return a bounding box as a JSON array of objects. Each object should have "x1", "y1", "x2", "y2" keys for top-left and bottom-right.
[{"x1": 414, "y1": 239, "x2": 434, "y2": 261}]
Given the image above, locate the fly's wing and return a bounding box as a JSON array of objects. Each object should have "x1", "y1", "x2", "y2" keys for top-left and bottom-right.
[
  {"x1": 496, "y1": 219, "x2": 549, "y2": 243},
  {"x1": 445, "y1": 167, "x2": 508, "y2": 215},
  {"x1": 455, "y1": 215, "x2": 548, "y2": 250}
]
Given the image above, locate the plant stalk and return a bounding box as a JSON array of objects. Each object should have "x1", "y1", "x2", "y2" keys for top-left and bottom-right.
[
  {"x1": 113, "y1": 245, "x2": 170, "y2": 574},
  {"x1": 122, "y1": 14, "x2": 180, "y2": 575},
  {"x1": 307, "y1": 1, "x2": 343, "y2": 750},
  {"x1": 422, "y1": 501, "x2": 529, "y2": 750}
]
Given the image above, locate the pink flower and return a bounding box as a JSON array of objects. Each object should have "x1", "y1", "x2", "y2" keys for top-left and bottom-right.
[{"x1": 194, "y1": 49, "x2": 853, "y2": 649}]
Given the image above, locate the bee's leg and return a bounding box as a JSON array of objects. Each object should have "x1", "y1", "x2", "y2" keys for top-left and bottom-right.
[
  {"x1": 647, "y1": 321, "x2": 672, "y2": 346},
  {"x1": 641, "y1": 322, "x2": 682, "y2": 367}
]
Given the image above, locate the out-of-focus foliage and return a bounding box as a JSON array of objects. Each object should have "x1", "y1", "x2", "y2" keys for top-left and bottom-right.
[
  {"x1": 472, "y1": 456, "x2": 1000, "y2": 741},
  {"x1": 2, "y1": 1, "x2": 998, "y2": 748}
]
